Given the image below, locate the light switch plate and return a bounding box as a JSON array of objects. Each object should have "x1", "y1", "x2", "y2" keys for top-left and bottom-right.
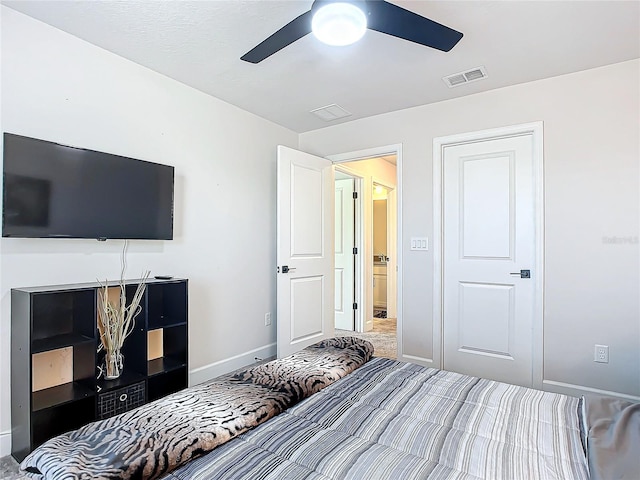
[{"x1": 410, "y1": 237, "x2": 428, "y2": 251}]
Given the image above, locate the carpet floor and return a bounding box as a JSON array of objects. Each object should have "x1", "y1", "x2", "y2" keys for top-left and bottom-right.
[
  {"x1": 0, "y1": 455, "x2": 28, "y2": 479},
  {"x1": 336, "y1": 318, "x2": 397, "y2": 359}
]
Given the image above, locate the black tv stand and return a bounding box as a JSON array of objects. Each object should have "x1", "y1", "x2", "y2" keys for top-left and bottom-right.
[{"x1": 10, "y1": 278, "x2": 188, "y2": 461}]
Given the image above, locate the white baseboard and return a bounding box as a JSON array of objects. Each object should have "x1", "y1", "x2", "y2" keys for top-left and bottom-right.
[
  {"x1": 1, "y1": 430, "x2": 11, "y2": 458},
  {"x1": 543, "y1": 379, "x2": 640, "y2": 402},
  {"x1": 188, "y1": 343, "x2": 277, "y2": 387}
]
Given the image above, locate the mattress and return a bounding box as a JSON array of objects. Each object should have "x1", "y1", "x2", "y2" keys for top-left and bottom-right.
[{"x1": 166, "y1": 357, "x2": 589, "y2": 480}]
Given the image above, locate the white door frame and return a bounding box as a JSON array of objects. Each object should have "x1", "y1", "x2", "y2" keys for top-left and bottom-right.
[
  {"x1": 329, "y1": 144, "x2": 402, "y2": 349},
  {"x1": 334, "y1": 166, "x2": 363, "y2": 331},
  {"x1": 433, "y1": 122, "x2": 544, "y2": 389},
  {"x1": 386, "y1": 188, "x2": 398, "y2": 319}
]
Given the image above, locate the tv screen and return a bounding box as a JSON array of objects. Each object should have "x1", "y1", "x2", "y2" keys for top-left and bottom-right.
[{"x1": 2, "y1": 133, "x2": 174, "y2": 240}]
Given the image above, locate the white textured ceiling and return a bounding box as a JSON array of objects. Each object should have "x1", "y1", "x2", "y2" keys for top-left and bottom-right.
[{"x1": 3, "y1": 0, "x2": 639, "y2": 133}]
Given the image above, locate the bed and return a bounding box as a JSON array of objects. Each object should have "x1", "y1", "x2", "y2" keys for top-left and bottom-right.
[{"x1": 21, "y1": 337, "x2": 638, "y2": 480}]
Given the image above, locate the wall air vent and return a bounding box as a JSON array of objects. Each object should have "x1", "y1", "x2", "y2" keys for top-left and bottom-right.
[
  {"x1": 311, "y1": 104, "x2": 352, "y2": 122},
  {"x1": 443, "y1": 66, "x2": 488, "y2": 88}
]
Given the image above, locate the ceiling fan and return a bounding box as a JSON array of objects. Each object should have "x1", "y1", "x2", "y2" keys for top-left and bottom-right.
[{"x1": 241, "y1": 0, "x2": 463, "y2": 64}]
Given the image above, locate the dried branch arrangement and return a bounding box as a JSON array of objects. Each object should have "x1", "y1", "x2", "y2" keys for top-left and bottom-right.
[{"x1": 97, "y1": 271, "x2": 150, "y2": 378}]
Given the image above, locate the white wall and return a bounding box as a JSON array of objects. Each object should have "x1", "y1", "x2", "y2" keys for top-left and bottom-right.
[
  {"x1": 301, "y1": 60, "x2": 640, "y2": 400},
  {"x1": 0, "y1": 7, "x2": 297, "y2": 456}
]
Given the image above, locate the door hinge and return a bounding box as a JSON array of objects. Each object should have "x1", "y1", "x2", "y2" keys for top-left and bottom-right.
[
  {"x1": 353, "y1": 302, "x2": 358, "y2": 310},
  {"x1": 353, "y1": 247, "x2": 358, "y2": 255},
  {"x1": 352, "y1": 191, "x2": 358, "y2": 199}
]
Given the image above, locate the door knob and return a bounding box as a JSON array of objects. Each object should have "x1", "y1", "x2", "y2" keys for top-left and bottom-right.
[
  {"x1": 281, "y1": 265, "x2": 296, "y2": 273},
  {"x1": 509, "y1": 269, "x2": 530, "y2": 278}
]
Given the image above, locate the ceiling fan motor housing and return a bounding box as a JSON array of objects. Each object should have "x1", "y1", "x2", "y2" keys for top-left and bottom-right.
[
  {"x1": 241, "y1": 0, "x2": 463, "y2": 63},
  {"x1": 311, "y1": 0, "x2": 370, "y2": 14},
  {"x1": 311, "y1": 0, "x2": 369, "y2": 46}
]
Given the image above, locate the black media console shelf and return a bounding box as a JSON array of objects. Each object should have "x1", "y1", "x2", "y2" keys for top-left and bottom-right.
[{"x1": 11, "y1": 278, "x2": 188, "y2": 461}]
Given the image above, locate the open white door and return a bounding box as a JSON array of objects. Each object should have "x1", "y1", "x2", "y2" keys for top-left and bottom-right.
[
  {"x1": 334, "y1": 177, "x2": 355, "y2": 330},
  {"x1": 277, "y1": 145, "x2": 334, "y2": 358}
]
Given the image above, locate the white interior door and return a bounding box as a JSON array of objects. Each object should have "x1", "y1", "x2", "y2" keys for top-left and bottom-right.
[
  {"x1": 277, "y1": 145, "x2": 334, "y2": 358},
  {"x1": 443, "y1": 134, "x2": 535, "y2": 386},
  {"x1": 334, "y1": 177, "x2": 355, "y2": 330}
]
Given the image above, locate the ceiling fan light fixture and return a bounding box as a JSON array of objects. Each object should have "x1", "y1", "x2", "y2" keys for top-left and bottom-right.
[{"x1": 311, "y1": 2, "x2": 367, "y2": 47}]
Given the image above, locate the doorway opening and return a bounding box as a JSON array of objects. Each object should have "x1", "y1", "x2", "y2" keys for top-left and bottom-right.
[
  {"x1": 332, "y1": 151, "x2": 399, "y2": 359},
  {"x1": 273, "y1": 143, "x2": 401, "y2": 360}
]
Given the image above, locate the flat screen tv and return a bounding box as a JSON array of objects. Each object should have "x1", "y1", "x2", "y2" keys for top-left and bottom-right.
[{"x1": 2, "y1": 133, "x2": 174, "y2": 240}]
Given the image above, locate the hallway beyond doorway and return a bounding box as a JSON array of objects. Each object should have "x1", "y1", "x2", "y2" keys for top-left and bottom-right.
[{"x1": 336, "y1": 318, "x2": 397, "y2": 359}]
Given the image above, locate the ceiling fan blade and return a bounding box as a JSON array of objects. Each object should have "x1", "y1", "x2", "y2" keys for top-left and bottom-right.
[
  {"x1": 241, "y1": 10, "x2": 313, "y2": 63},
  {"x1": 367, "y1": 0, "x2": 463, "y2": 52}
]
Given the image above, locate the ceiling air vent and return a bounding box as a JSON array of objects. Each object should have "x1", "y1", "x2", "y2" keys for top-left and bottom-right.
[
  {"x1": 311, "y1": 104, "x2": 352, "y2": 122},
  {"x1": 443, "y1": 66, "x2": 488, "y2": 88}
]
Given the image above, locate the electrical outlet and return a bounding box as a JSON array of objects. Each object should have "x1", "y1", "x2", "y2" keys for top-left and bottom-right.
[
  {"x1": 264, "y1": 312, "x2": 271, "y2": 326},
  {"x1": 594, "y1": 344, "x2": 609, "y2": 363}
]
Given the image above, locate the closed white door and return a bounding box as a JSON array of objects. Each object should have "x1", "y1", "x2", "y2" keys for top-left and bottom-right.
[
  {"x1": 335, "y1": 177, "x2": 355, "y2": 330},
  {"x1": 277, "y1": 145, "x2": 334, "y2": 358},
  {"x1": 443, "y1": 134, "x2": 536, "y2": 386}
]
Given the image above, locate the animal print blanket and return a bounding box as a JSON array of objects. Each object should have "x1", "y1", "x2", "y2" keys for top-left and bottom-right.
[{"x1": 21, "y1": 337, "x2": 374, "y2": 480}]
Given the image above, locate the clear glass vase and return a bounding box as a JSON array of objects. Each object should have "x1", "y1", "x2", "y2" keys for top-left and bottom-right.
[{"x1": 105, "y1": 350, "x2": 124, "y2": 379}]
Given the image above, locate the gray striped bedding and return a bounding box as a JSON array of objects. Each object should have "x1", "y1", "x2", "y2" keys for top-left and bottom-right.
[
  {"x1": 21, "y1": 337, "x2": 374, "y2": 480},
  {"x1": 166, "y1": 358, "x2": 589, "y2": 480}
]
